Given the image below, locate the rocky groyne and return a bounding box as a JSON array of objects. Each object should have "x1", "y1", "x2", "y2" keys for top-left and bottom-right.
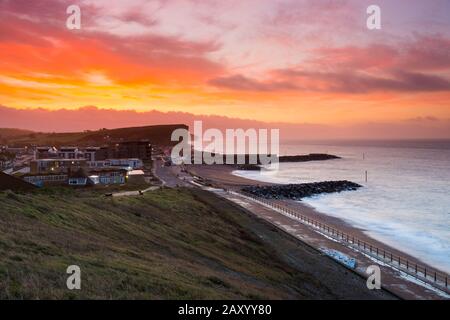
[
  {"x1": 242, "y1": 181, "x2": 362, "y2": 200},
  {"x1": 236, "y1": 164, "x2": 261, "y2": 171}
]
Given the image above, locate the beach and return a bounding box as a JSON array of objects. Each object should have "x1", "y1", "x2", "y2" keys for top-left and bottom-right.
[{"x1": 187, "y1": 164, "x2": 450, "y2": 299}]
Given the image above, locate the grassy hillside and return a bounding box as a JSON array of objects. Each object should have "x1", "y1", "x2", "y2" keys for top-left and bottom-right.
[
  {"x1": 0, "y1": 187, "x2": 393, "y2": 300},
  {"x1": 3, "y1": 124, "x2": 187, "y2": 147}
]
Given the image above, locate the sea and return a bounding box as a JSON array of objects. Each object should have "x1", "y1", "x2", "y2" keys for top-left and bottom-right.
[{"x1": 233, "y1": 140, "x2": 450, "y2": 274}]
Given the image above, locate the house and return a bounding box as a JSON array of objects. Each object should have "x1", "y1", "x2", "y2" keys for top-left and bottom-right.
[
  {"x1": 93, "y1": 146, "x2": 114, "y2": 161},
  {"x1": 0, "y1": 159, "x2": 13, "y2": 171},
  {"x1": 30, "y1": 159, "x2": 88, "y2": 174},
  {"x1": 35, "y1": 147, "x2": 58, "y2": 159},
  {"x1": 87, "y1": 160, "x2": 111, "y2": 169},
  {"x1": 68, "y1": 169, "x2": 89, "y2": 186},
  {"x1": 116, "y1": 140, "x2": 152, "y2": 161},
  {"x1": 23, "y1": 173, "x2": 68, "y2": 187},
  {"x1": 6, "y1": 147, "x2": 28, "y2": 155},
  {"x1": 108, "y1": 158, "x2": 143, "y2": 169},
  {"x1": 87, "y1": 158, "x2": 143, "y2": 170},
  {"x1": 81, "y1": 142, "x2": 151, "y2": 162},
  {"x1": 83, "y1": 147, "x2": 100, "y2": 161},
  {"x1": 0, "y1": 160, "x2": 12, "y2": 170},
  {"x1": 90, "y1": 169, "x2": 127, "y2": 185},
  {"x1": 58, "y1": 147, "x2": 83, "y2": 159},
  {"x1": 88, "y1": 175, "x2": 100, "y2": 185},
  {"x1": 127, "y1": 170, "x2": 146, "y2": 184},
  {"x1": 0, "y1": 150, "x2": 15, "y2": 171}
]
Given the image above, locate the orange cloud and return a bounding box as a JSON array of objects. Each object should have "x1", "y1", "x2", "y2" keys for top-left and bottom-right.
[{"x1": 0, "y1": 0, "x2": 449, "y2": 135}]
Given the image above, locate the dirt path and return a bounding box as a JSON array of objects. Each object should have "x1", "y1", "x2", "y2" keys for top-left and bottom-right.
[{"x1": 112, "y1": 186, "x2": 160, "y2": 197}]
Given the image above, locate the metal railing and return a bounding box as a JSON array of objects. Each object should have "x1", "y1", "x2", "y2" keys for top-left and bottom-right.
[{"x1": 233, "y1": 191, "x2": 449, "y2": 293}]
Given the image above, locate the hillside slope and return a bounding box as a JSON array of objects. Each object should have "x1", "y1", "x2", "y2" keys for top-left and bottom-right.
[
  {"x1": 0, "y1": 172, "x2": 36, "y2": 192},
  {"x1": 0, "y1": 187, "x2": 394, "y2": 299},
  {"x1": 3, "y1": 124, "x2": 187, "y2": 147},
  {"x1": 0, "y1": 128, "x2": 33, "y2": 138},
  {"x1": 0, "y1": 128, "x2": 33, "y2": 144}
]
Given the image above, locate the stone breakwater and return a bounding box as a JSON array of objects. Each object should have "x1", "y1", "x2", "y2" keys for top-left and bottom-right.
[
  {"x1": 278, "y1": 153, "x2": 341, "y2": 163},
  {"x1": 241, "y1": 181, "x2": 362, "y2": 200}
]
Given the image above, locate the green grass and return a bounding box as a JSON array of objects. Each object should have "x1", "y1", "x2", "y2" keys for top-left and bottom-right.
[{"x1": 0, "y1": 187, "x2": 311, "y2": 299}]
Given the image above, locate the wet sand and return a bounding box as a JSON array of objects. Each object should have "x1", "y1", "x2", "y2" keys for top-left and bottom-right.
[{"x1": 187, "y1": 164, "x2": 272, "y2": 187}]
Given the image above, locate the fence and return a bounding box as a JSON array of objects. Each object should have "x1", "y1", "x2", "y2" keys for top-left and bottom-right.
[{"x1": 232, "y1": 191, "x2": 449, "y2": 293}]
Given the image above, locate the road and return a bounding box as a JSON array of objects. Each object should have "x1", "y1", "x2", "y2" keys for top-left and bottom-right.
[{"x1": 153, "y1": 158, "x2": 193, "y2": 188}]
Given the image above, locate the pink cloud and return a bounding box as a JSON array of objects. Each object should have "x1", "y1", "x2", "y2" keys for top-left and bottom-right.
[
  {"x1": 208, "y1": 74, "x2": 298, "y2": 92},
  {"x1": 209, "y1": 35, "x2": 450, "y2": 93}
]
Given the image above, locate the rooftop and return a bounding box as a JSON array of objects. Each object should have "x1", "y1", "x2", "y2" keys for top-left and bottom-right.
[
  {"x1": 33, "y1": 159, "x2": 86, "y2": 162},
  {"x1": 128, "y1": 170, "x2": 145, "y2": 176},
  {"x1": 108, "y1": 158, "x2": 142, "y2": 161}
]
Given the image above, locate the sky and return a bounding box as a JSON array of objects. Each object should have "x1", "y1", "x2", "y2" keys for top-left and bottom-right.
[{"x1": 0, "y1": 0, "x2": 449, "y2": 138}]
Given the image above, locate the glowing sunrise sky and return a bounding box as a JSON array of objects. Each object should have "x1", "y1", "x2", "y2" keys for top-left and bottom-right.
[{"x1": 0, "y1": 0, "x2": 449, "y2": 136}]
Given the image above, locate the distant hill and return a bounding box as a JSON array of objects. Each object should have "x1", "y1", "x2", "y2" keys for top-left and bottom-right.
[
  {"x1": 2, "y1": 124, "x2": 188, "y2": 147},
  {"x1": 0, "y1": 128, "x2": 34, "y2": 143}
]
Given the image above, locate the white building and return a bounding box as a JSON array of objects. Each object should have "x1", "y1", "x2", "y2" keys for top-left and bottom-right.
[
  {"x1": 83, "y1": 147, "x2": 100, "y2": 161},
  {"x1": 58, "y1": 147, "x2": 83, "y2": 159},
  {"x1": 127, "y1": 170, "x2": 146, "y2": 184},
  {"x1": 108, "y1": 158, "x2": 143, "y2": 169}
]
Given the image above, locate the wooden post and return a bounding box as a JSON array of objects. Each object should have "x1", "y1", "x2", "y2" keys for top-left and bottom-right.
[{"x1": 365, "y1": 170, "x2": 368, "y2": 183}]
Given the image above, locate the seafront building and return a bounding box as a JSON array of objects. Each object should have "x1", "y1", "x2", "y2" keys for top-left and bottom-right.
[
  {"x1": 30, "y1": 159, "x2": 88, "y2": 174},
  {"x1": 23, "y1": 168, "x2": 129, "y2": 187},
  {"x1": 20, "y1": 140, "x2": 151, "y2": 187}
]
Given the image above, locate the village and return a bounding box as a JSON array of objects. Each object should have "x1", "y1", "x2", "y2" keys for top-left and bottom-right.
[{"x1": 0, "y1": 140, "x2": 160, "y2": 188}]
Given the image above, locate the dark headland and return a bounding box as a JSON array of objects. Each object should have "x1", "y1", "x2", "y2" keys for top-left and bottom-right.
[
  {"x1": 236, "y1": 153, "x2": 341, "y2": 171},
  {"x1": 278, "y1": 153, "x2": 341, "y2": 162}
]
